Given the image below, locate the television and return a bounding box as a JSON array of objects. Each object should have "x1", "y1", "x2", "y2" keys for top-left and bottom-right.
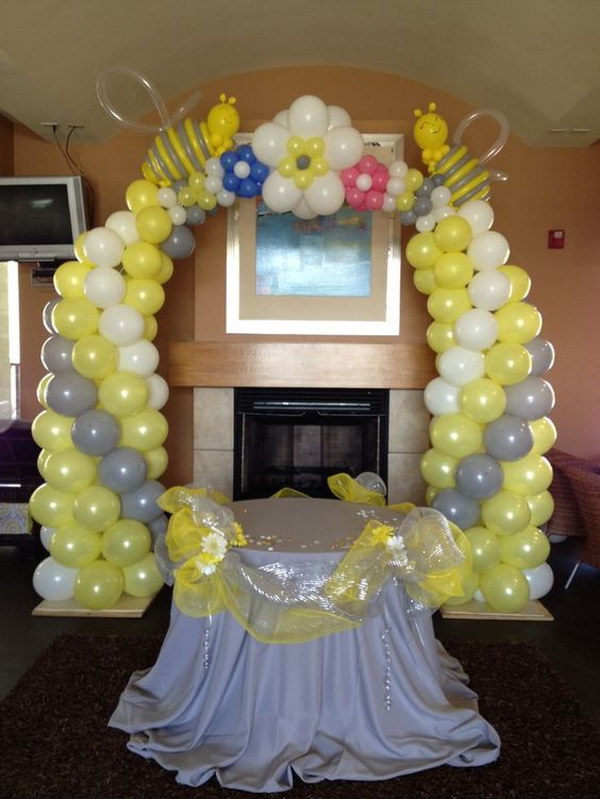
[{"x1": 0, "y1": 175, "x2": 90, "y2": 263}]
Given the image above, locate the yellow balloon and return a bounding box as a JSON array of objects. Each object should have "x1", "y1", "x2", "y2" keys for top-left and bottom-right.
[
  {"x1": 120, "y1": 408, "x2": 169, "y2": 451},
  {"x1": 429, "y1": 413, "x2": 482, "y2": 459},
  {"x1": 499, "y1": 526, "x2": 550, "y2": 569},
  {"x1": 73, "y1": 485, "x2": 121, "y2": 532},
  {"x1": 52, "y1": 298, "x2": 100, "y2": 340},
  {"x1": 122, "y1": 553, "x2": 164, "y2": 597},
  {"x1": 72, "y1": 334, "x2": 118, "y2": 380},
  {"x1": 32, "y1": 410, "x2": 73, "y2": 452},
  {"x1": 124, "y1": 278, "x2": 165, "y2": 316},
  {"x1": 481, "y1": 489, "x2": 531, "y2": 536},
  {"x1": 405, "y1": 232, "x2": 442, "y2": 269},
  {"x1": 498, "y1": 265, "x2": 531, "y2": 302},
  {"x1": 485, "y1": 342, "x2": 532, "y2": 386},
  {"x1": 101, "y1": 519, "x2": 151, "y2": 567},
  {"x1": 433, "y1": 252, "x2": 474, "y2": 289},
  {"x1": 433, "y1": 216, "x2": 473, "y2": 253},
  {"x1": 420, "y1": 448, "x2": 458, "y2": 489},
  {"x1": 425, "y1": 485, "x2": 439, "y2": 505},
  {"x1": 53, "y1": 261, "x2": 92, "y2": 299},
  {"x1": 426, "y1": 321, "x2": 456, "y2": 353},
  {"x1": 37, "y1": 448, "x2": 52, "y2": 475},
  {"x1": 465, "y1": 526, "x2": 501, "y2": 572},
  {"x1": 460, "y1": 378, "x2": 506, "y2": 423},
  {"x1": 427, "y1": 287, "x2": 472, "y2": 324},
  {"x1": 122, "y1": 241, "x2": 162, "y2": 278},
  {"x1": 143, "y1": 315, "x2": 158, "y2": 341},
  {"x1": 529, "y1": 417, "x2": 557, "y2": 454},
  {"x1": 74, "y1": 560, "x2": 125, "y2": 610},
  {"x1": 74, "y1": 232, "x2": 92, "y2": 264},
  {"x1": 443, "y1": 571, "x2": 479, "y2": 607},
  {"x1": 50, "y1": 523, "x2": 102, "y2": 568},
  {"x1": 144, "y1": 446, "x2": 169, "y2": 480},
  {"x1": 405, "y1": 168, "x2": 424, "y2": 192},
  {"x1": 502, "y1": 453, "x2": 553, "y2": 496},
  {"x1": 98, "y1": 371, "x2": 149, "y2": 417},
  {"x1": 479, "y1": 562, "x2": 530, "y2": 612},
  {"x1": 413, "y1": 268, "x2": 437, "y2": 295},
  {"x1": 29, "y1": 483, "x2": 74, "y2": 527},
  {"x1": 155, "y1": 252, "x2": 174, "y2": 284},
  {"x1": 135, "y1": 206, "x2": 173, "y2": 245},
  {"x1": 43, "y1": 447, "x2": 97, "y2": 493},
  {"x1": 125, "y1": 179, "x2": 159, "y2": 214},
  {"x1": 36, "y1": 373, "x2": 52, "y2": 409},
  {"x1": 526, "y1": 490, "x2": 555, "y2": 527},
  {"x1": 495, "y1": 302, "x2": 542, "y2": 344}
]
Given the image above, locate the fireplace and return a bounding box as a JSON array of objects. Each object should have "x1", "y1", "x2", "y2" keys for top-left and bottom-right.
[{"x1": 233, "y1": 388, "x2": 389, "y2": 500}]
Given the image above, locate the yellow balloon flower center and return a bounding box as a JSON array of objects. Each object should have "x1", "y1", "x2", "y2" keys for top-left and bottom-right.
[{"x1": 277, "y1": 136, "x2": 329, "y2": 189}]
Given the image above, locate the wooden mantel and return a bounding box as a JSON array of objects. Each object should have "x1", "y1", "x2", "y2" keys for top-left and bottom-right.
[{"x1": 168, "y1": 341, "x2": 436, "y2": 389}]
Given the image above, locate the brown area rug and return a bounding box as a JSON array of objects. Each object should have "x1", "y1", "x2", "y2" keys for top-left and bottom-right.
[{"x1": 1, "y1": 634, "x2": 599, "y2": 798}]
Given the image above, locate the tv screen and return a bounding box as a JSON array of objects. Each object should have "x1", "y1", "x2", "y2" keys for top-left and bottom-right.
[{"x1": 0, "y1": 176, "x2": 89, "y2": 263}]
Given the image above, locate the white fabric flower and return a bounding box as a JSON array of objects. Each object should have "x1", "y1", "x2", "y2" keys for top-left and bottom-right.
[
  {"x1": 252, "y1": 95, "x2": 364, "y2": 218},
  {"x1": 200, "y1": 531, "x2": 227, "y2": 560}
]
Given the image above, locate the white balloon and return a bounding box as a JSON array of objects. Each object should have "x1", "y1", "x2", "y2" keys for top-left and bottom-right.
[
  {"x1": 233, "y1": 161, "x2": 251, "y2": 179},
  {"x1": 33, "y1": 556, "x2": 78, "y2": 601},
  {"x1": 105, "y1": 211, "x2": 140, "y2": 246},
  {"x1": 40, "y1": 525, "x2": 56, "y2": 552},
  {"x1": 205, "y1": 157, "x2": 224, "y2": 176},
  {"x1": 458, "y1": 199, "x2": 495, "y2": 236},
  {"x1": 467, "y1": 230, "x2": 510, "y2": 271},
  {"x1": 431, "y1": 186, "x2": 452, "y2": 208},
  {"x1": 522, "y1": 562, "x2": 554, "y2": 600},
  {"x1": 99, "y1": 304, "x2": 145, "y2": 346},
  {"x1": 454, "y1": 308, "x2": 499, "y2": 351},
  {"x1": 204, "y1": 175, "x2": 223, "y2": 194},
  {"x1": 382, "y1": 194, "x2": 396, "y2": 213},
  {"x1": 424, "y1": 377, "x2": 461, "y2": 415},
  {"x1": 157, "y1": 187, "x2": 177, "y2": 209},
  {"x1": 288, "y1": 95, "x2": 329, "y2": 137},
  {"x1": 356, "y1": 174, "x2": 372, "y2": 191},
  {"x1": 473, "y1": 588, "x2": 485, "y2": 602},
  {"x1": 327, "y1": 105, "x2": 352, "y2": 130},
  {"x1": 84, "y1": 266, "x2": 126, "y2": 308},
  {"x1": 303, "y1": 173, "x2": 345, "y2": 216},
  {"x1": 272, "y1": 110, "x2": 289, "y2": 127},
  {"x1": 437, "y1": 346, "x2": 485, "y2": 387},
  {"x1": 251, "y1": 122, "x2": 289, "y2": 167},
  {"x1": 389, "y1": 160, "x2": 408, "y2": 178},
  {"x1": 385, "y1": 177, "x2": 405, "y2": 197},
  {"x1": 146, "y1": 373, "x2": 170, "y2": 410},
  {"x1": 416, "y1": 214, "x2": 436, "y2": 232},
  {"x1": 169, "y1": 205, "x2": 187, "y2": 225},
  {"x1": 118, "y1": 339, "x2": 160, "y2": 377},
  {"x1": 83, "y1": 227, "x2": 125, "y2": 268},
  {"x1": 261, "y1": 172, "x2": 302, "y2": 213},
  {"x1": 468, "y1": 270, "x2": 511, "y2": 311},
  {"x1": 324, "y1": 126, "x2": 364, "y2": 169},
  {"x1": 292, "y1": 198, "x2": 318, "y2": 219},
  {"x1": 432, "y1": 205, "x2": 456, "y2": 221},
  {"x1": 217, "y1": 189, "x2": 236, "y2": 207}
]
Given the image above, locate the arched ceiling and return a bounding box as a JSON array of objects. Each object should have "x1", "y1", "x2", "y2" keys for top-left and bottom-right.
[{"x1": 1, "y1": 0, "x2": 599, "y2": 148}]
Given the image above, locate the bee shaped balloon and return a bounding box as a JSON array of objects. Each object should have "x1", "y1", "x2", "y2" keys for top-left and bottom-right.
[
  {"x1": 432, "y1": 109, "x2": 509, "y2": 207},
  {"x1": 413, "y1": 102, "x2": 450, "y2": 173}
]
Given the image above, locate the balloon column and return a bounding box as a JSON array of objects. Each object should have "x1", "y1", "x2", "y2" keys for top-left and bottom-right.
[{"x1": 29, "y1": 70, "x2": 555, "y2": 612}]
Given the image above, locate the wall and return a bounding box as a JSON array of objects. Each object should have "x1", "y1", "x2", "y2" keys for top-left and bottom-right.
[{"x1": 11, "y1": 66, "x2": 600, "y2": 487}]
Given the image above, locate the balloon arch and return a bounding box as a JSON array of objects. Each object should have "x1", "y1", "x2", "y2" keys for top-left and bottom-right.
[{"x1": 30, "y1": 71, "x2": 556, "y2": 614}]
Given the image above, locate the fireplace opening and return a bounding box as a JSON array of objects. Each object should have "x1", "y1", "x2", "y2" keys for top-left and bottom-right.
[{"x1": 233, "y1": 388, "x2": 389, "y2": 500}]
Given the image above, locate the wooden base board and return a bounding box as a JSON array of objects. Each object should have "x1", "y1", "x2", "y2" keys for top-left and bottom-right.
[
  {"x1": 440, "y1": 598, "x2": 553, "y2": 621},
  {"x1": 32, "y1": 591, "x2": 160, "y2": 618}
]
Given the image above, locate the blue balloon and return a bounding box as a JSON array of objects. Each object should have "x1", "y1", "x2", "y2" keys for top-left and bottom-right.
[
  {"x1": 237, "y1": 144, "x2": 256, "y2": 164},
  {"x1": 238, "y1": 178, "x2": 258, "y2": 198},
  {"x1": 250, "y1": 162, "x2": 269, "y2": 183},
  {"x1": 220, "y1": 151, "x2": 237, "y2": 170},
  {"x1": 223, "y1": 173, "x2": 240, "y2": 193}
]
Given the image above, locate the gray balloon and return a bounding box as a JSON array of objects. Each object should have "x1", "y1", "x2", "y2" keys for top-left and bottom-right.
[
  {"x1": 98, "y1": 446, "x2": 147, "y2": 494},
  {"x1": 415, "y1": 178, "x2": 434, "y2": 197},
  {"x1": 160, "y1": 225, "x2": 196, "y2": 259},
  {"x1": 120, "y1": 480, "x2": 166, "y2": 524},
  {"x1": 432, "y1": 488, "x2": 480, "y2": 530},
  {"x1": 148, "y1": 514, "x2": 168, "y2": 544},
  {"x1": 525, "y1": 336, "x2": 555, "y2": 376},
  {"x1": 185, "y1": 205, "x2": 207, "y2": 226},
  {"x1": 484, "y1": 414, "x2": 533, "y2": 461},
  {"x1": 504, "y1": 377, "x2": 555, "y2": 421},
  {"x1": 414, "y1": 197, "x2": 433, "y2": 216},
  {"x1": 41, "y1": 336, "x2": 74, "y2": 373},
  {"x1": 46, "y1": 371, "x2": 98, "y2": 417},
  {"x1": 71, "y1": 409, "x2": 121, "y2": 456},
  {"x1": 432, "y1": 173, "x2": 445, "y2": 187},
  {"x1": 399, "y1": 211, "x2": 417, "y2": 226},
  {"x1": 456, "y1": 453, "x2": 504, "y2": 500},
  {"x1": 42, "y1": 299, "x2": 60, "y2": 334}
]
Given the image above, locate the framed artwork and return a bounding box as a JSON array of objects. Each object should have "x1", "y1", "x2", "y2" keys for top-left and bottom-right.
[{"x1": 226, "y1": 134, "x2": 403, "y2": 335}]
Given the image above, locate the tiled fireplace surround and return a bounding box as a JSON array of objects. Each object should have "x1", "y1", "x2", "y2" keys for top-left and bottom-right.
[{"x1": 193, "y1": 388, "x2": 430, "y2": 505}]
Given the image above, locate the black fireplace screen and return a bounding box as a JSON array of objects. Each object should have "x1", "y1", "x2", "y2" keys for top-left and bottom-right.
[{"x1": 233, "y1": 388, "x2": 389, "y2": 500}]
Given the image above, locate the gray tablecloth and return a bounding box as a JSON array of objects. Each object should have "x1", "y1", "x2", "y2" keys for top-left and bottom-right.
[{"x1": 109, "y1": 499, "x2": 500, "y2": 791}]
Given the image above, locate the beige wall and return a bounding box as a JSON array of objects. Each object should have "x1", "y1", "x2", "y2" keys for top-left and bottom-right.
[{"x1": 10, "y1": 66, "x2": 600, "y2": 488}]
